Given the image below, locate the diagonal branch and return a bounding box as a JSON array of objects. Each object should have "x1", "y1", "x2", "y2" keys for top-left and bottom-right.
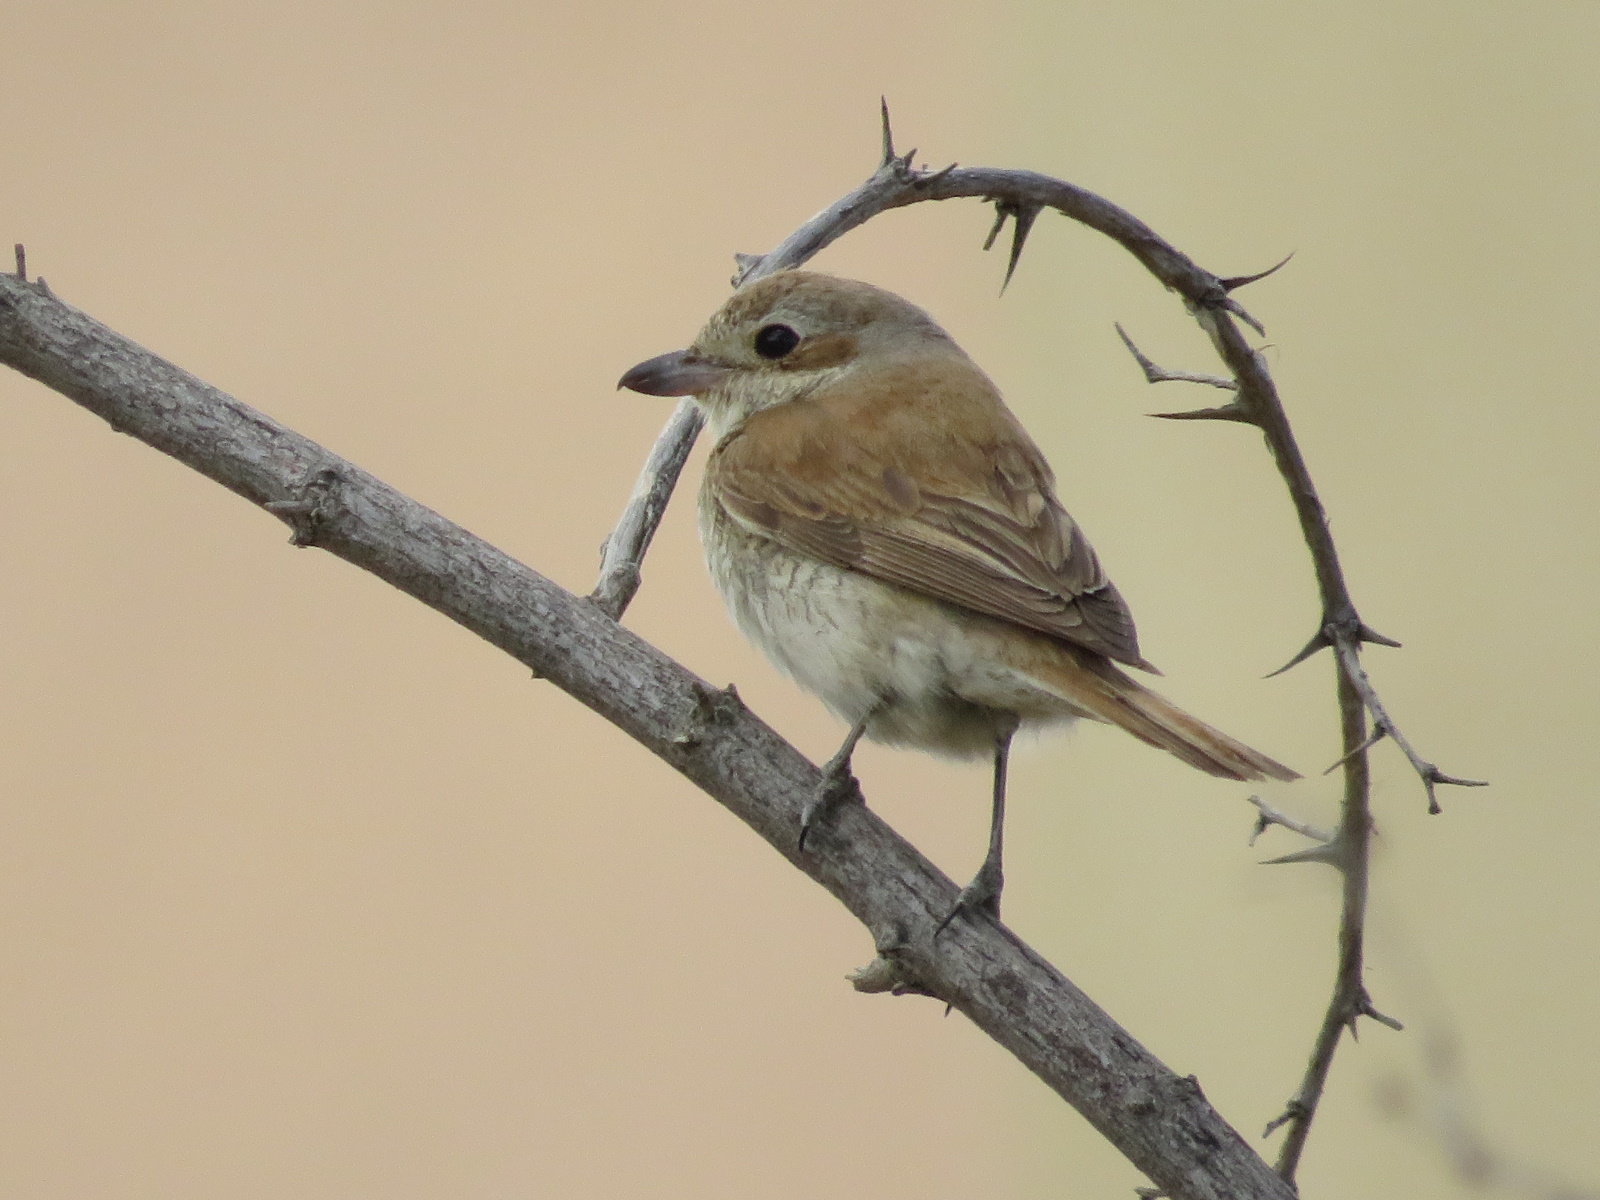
[{"x1": 0, "y1": 268, "x2": 1295, "y2": 1200}]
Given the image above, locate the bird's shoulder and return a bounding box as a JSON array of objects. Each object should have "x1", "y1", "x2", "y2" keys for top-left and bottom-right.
[{"x1": 710, "y1": 348, "x2": 1050, "y2": 518}]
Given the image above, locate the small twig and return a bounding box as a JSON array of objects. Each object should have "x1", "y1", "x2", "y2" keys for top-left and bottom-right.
[
  {"x1": 13, "y1": 244, "x2": 24, "y2": 281},
  {"x1": 590, "y1": 397, "x2": 704, "y2": 618},
  {"x1": 1332, "y1": 637, "x2": 1487, "y2": 815},
  {"x1": 1115, "y1": 323, "x2": 1239, "y2": 392},
  {"x1": 1245, "y1": 795, "x2": 1333, "y2": 847}
]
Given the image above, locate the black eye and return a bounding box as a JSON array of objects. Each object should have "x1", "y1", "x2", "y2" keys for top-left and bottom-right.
[{"x1": 753, "y1": 323, "x2": 801, "y2": 360}]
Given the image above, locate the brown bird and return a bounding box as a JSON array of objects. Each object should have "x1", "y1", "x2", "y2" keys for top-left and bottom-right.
[{"x1": 620, "y1": 271, "x2": 1296, "y2": 929}]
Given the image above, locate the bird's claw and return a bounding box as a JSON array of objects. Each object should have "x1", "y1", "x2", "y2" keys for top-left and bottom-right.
[
  {"x1": 798, "y1": 761, "x2": 864, "y2": 852},
  {"x1": 934, "y1": 860, "x2": 1003, "y2": 938}
]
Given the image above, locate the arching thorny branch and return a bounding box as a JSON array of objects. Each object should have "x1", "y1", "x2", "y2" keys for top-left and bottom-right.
[{"x1": 592, "y1": 104, "x2": 1481, "y2": 1189}]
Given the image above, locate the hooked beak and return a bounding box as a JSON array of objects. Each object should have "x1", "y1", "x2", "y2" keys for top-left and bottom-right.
[{"x1": 617, "y1": 349, "x2": 733, "y2": 397}]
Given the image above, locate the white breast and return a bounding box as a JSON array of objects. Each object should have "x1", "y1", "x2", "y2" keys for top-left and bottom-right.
[{"x1": 697, "y1": 481, "x2": 1078, "y2": 759}]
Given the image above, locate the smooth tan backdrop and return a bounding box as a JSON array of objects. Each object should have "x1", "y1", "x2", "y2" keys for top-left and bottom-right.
[{"x1": 2, "y1": 3, "x2": 1596, "y2": 1198}]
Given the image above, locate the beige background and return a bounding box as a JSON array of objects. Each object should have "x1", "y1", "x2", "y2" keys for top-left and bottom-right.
[{"x1": 3, "y1": 3, "x2": 1596, "y2": 1197}]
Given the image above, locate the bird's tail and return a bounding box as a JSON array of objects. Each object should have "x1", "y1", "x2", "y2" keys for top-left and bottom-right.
[{"x1": 1020, "y1": 651, "x2": 1299, "y2": 783}]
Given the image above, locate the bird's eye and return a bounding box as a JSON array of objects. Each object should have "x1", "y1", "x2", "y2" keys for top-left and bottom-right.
[{"x1": 753, "y1": 323, "x2": 801, "y2": 360}]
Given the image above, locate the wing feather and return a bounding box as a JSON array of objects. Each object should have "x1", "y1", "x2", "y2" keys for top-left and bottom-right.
[{"x1": 708, "y1": 374, "x2": 1150, "y2": 668}]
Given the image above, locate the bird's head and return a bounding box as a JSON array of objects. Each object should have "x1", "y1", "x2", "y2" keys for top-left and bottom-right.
[{"x1": 618, "y1": 271, "x2": 955, "y2": 434}]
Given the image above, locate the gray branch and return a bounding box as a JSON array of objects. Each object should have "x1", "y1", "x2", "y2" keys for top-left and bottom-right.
[{"x1": 0, "y1": 266, "x2": 1295, "y2": 1200}]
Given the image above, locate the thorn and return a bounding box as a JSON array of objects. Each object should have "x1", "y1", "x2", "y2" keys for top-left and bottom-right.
[
  {"x1": 1360, "y1": 1000, "x2": 1405, "y2": 1032},
  {"x1": 1321, "y1": 725, "x2": 1389, "y2": 775},
  {"x1": 1220, "y1": 251, "x2": 1295, "y2": 292},
  {"x1": 13, "y1": 243, "x2": 24, "y2": 281},
  {"x1": 1263, "y1": 1099, "x2": 1307, "y2": 1139},
  {"x1": 1262, "y1": 842, "x2": 1342, "y2": 867},
  {"x1": 1222, "y1": 297, "x2": 1267, "y2": 337},
  {"x1": 1357, "y1": 623, "x2": 1403, "y2": 649},
  {"x1": 879, "y1": 97, "x2": 895, "y2": 166},
  {"x1": 1148, "y1": 403, "x2": 1253, "y2": 423},
  {"x1": 1421, "y1": 767, "x2": 1489, "y2": 815},
  {"x1": 917, "y1": 161, "x2": 958, "y2": 186},
  {"x1": 1000, "y1": 203, "x2": 1041, "y2": 292},
  {"x1": 1266, "y1": 629, "x2": 1331, "y2": 678}
]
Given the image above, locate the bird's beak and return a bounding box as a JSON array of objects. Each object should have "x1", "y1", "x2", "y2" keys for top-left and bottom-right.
[{"x1": 617, "y1": 349, "x2": 733, "y2": 397}]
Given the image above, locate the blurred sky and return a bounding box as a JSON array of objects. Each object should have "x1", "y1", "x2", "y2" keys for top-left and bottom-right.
[{"x1": 2, "y1": 3, "x2": 1597, "y2": 1198}]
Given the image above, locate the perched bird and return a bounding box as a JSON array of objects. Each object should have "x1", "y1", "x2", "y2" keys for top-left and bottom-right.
[{"x1": 619, "y1": 271, "x2": 1296, "y2": 929}]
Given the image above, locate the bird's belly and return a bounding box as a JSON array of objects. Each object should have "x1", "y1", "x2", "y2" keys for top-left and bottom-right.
[{"x1": 700, "y1": 500, "x2": 1078, "y2": 759}]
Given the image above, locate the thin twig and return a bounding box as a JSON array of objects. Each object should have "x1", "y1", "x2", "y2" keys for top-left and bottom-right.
[
  {"x1": 590, "y1": 397, "x2": 703, "y2": 618},
  {"x1": 1245, "y1": 795, "x2": 1333, "y2": 847},
  {"x1": 1333, "y1": 637, "x2": 1488, "y2": 815},
  {"x1": 1115, "y1": 323, "x2": 1239, "y2": 392}
]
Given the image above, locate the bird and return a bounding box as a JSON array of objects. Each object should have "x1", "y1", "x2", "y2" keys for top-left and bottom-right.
[{"x1": 618, "y1": 270, "x2": 1297, "y2": 931}]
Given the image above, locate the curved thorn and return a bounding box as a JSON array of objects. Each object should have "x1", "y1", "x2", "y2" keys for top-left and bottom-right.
[
  {"x1": 1223, "y1": 297, "x2": 1267, "y2": 336},
  {"x1": 1220, "y1": 251, "x2": 1295, "y2": 292},
  {"x1": 1001, "y1": 203, "x2": 1041, "y2": 293},
  {"x1": 1267, "y1": 630, "x2": 1332, "y2": 678}
]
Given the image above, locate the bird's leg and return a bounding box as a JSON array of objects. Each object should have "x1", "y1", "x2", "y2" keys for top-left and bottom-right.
[
  {"x1": 799, "y1": 711, "x2": 876, "y2": 852},
  {"x1": 936, "y1": 725, "x2": 1017, "y2": 936}
]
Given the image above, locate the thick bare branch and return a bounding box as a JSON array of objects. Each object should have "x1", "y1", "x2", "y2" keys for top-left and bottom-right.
[{"x1": 0, "y1": 270, "x2": 1295, "y2": 1200}]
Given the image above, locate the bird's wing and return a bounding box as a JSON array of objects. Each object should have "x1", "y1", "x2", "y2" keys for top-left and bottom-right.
[{"x1": 706, "y1": 392, "x2": 1150, "y2": 668}]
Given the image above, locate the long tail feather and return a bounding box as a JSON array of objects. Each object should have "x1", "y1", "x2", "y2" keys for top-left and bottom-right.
[{"x1": 1023, "y1": 652, "x2": 1299, "y2": 782}]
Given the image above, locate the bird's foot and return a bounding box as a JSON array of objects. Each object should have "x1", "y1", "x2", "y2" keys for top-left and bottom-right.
[
  {"x1": 798, "y1": 758, "x2": 864, "y2": 852},
  {"x1": 934, "y1": 859, "x2": 1003, "y2": 938}
]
